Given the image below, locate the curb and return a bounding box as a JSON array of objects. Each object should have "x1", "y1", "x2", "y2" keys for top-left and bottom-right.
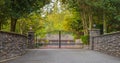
[{"x1": 0, "y1": 56, "x2": 20, "y2": 63}]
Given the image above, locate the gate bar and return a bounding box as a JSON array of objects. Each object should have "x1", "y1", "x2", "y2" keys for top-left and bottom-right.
[{"x1": 59, "y1": 31, "x2": 61, "y2": 48}]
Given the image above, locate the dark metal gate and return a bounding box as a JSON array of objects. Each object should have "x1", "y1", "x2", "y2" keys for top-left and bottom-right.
[{"x1": 38, "y1": 30, "x2": 83, "y2": 49}]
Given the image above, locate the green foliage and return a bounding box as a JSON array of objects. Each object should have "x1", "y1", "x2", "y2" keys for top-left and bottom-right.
[
  {"x1": 0, "y1": 0, "x2": 51, "y2": 32},
  {"x1": 4, "y1": 0, "x2": 50, "y2": 19},
  {"x1": 0, "y1": 0, "x2": 9, "y2": 29},
  {"x1": 80, "y1": 35, "x2": 89, "y2": 45},
  {"x1": 1, "y1": 0, "x2": 120, "y2": 36},
  {"x1": 35, "y1": 42, "x2": 43, "y2": 48},
  {"x1": 63, "y1": 0, "x2": 120, "y2": 34}
]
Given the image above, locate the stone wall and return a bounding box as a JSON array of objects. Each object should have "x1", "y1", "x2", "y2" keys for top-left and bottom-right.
[
  {"x1": 0, "y1": 31, "x2": 27, "y2": 61},
  {"x1": 92, "y1": 32, "x2": 120, "y2": 57}
]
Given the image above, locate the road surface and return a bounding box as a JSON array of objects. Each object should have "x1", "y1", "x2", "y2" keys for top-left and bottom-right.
[{"x1": 3, "y1": 49, "x2": 120, "y2": 63}]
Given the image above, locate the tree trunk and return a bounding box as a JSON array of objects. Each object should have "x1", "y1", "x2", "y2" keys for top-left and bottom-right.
[
  {"x1": 83, "y1": 11, "x2": 88, "y2": 35},
  {"x1": 81, "y1": 11, "x2": 88, "y2": 36},
  {"x1": 0, "y1": 24, "x2": 2, "y2": 30},
  {"x1": 0, "y1": 21, "x2": 2, "y2": 30},
  {"x1": 11, "y1": 17, "x2": 17, "y2": 32},
  {"x1": 103, "y1": 14, "x2": 107, "y2": 34},
  {"x1": 89, "y1": 12, "x2": 93, "y2": 30},
  {"x1": 81, "y1": 12, "x2": 86, "y2": 35}
]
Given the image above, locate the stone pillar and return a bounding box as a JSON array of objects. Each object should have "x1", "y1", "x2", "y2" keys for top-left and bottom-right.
[
  {"x1": 89, "y1": 29, "x2": 100, "y2": 50},
  {"x1": 28, "y1": 31, "x2": 35, "y2": 49}
]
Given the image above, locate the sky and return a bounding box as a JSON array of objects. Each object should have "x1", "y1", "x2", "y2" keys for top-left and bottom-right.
[{"x1": 41, "y1": 0, "x2": 62, "y2": 17}]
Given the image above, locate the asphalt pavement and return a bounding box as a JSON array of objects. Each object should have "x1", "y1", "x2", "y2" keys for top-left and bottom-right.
[{"x1": 3, "y1": 49, "x2": 120, "y2": 63}]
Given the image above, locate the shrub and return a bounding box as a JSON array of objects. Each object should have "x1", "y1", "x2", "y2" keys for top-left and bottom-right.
[
  {"x1": 80, "y1": 35, "x2": 89, "y2": 45},
  {"x1": 35, "y1": 42, "x2": 43, "y2": 48}
]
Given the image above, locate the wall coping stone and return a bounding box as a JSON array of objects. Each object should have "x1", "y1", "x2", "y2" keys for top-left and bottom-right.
[
  {"x1": 93, "y1": 31, "x2": 120, "y2": 38},
  {"x1": 0, "y1": 31, "x2": 27, "y2": 38},
  {"x1": 89, "y1": 29, "x2": 100, "y2": 31}
]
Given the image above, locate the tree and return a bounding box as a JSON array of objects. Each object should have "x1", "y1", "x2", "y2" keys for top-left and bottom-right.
[
  {"x1": 62, "y1": 0, "x2": 120, "y2": 34},
  {"x1": 61, "y1": 0, "x2": 94, "y2": 35},
  {"x1": 15, "y1": 12, "x2": 46, "y2": 34},
  {"x1": 4, "y1": 0, "x2": 50, "y2": 32},
  {"x1": 0, "y1": 0, "x2": 8, "y2": 30}
]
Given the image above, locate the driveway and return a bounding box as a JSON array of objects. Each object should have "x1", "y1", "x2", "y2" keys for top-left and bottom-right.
[{"x1": 4, "y1": 49, "x2": 120, "y2": 63}]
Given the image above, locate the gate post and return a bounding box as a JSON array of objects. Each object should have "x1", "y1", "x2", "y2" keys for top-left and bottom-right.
[
  {"x1": 59, "y1": 31, "x2": 61, "y2": 48},
  {"x1": 28, "y1": 28, "x2": 35, "y2": 49},
  {"x1": 89, "y1": 29, "x2": 100, "y2": 50}
]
